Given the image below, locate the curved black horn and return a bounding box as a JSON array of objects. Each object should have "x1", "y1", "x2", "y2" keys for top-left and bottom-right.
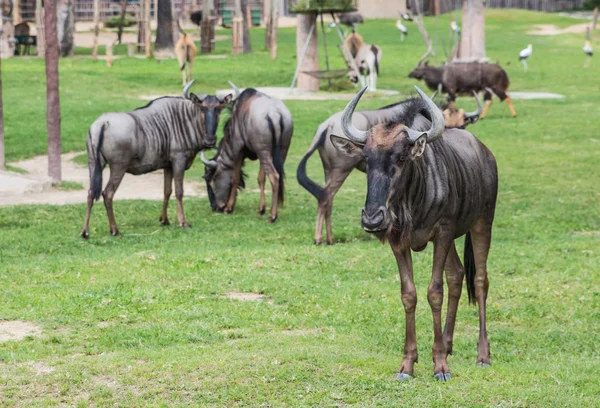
[
  {"x1": 183, "y1": 79, "x2": 195, "y2": 99},
  {"x1": 464, "y1": 91, "x2": 483, "y2": 120},
  {"x1": 228, "y1": 81, "x2": 241, "y2": 98},
  {"x1": 200, "y1": 151, "x2": 217, "y2": 169},
  {"x1": 407, "y1": 85, "x2": 445, "y2": 143},
  {"x1": 340, "y1": 86, "x2": 369, "y2": 144}
]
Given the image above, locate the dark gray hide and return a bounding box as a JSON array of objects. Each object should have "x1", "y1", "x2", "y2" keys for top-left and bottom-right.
[
  {"x1": 81, "y1": 84, "x2": 231, "y2": 238},
  {"x1": 203, "y1": 88, "x2": 293, "y2": 223}
]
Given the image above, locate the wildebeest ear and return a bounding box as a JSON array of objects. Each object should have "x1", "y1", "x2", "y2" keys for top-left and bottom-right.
[
  {"x1": 410, "y1": 135, "x2": 427, "y2": 159},
  {"x1": 220, "y1": 94, "x2": 233, "y2": 105},
  {"x1": 189, "y1": 93, "x2": 208, "y2": 104},
  {"x1": 330, "y1": 134, "x2": 363, "y2": 158}
]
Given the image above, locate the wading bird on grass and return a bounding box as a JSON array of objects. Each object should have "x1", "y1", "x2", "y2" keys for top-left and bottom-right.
[
  {"x1": 396, "y1": 20, "x2": 408, "y2": 42},
  {"x1": 450, "y1": 21, "x2": 460, "y2": 35},
  {"x1": 519, "y1": 44, "x2": 532, "y2": 72},
  {"x1": 583, "y1": 40, "x2": 593, "y2": 68}
]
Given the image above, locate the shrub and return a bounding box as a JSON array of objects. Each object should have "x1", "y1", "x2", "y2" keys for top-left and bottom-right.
[{"x1": 104, "y1": 16, "x2": 136, "y2": 28}]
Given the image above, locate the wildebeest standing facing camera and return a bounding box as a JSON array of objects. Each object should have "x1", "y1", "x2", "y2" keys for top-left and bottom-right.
[
  {"x1": 331, "y1": 86, "x2": 498, "y2": 382},
  {"x1": 202, "y1": 84, "x2": 293, "y2": 223},
  {"x1": 80, "y1": 81, "x2": 231, "y2": 238}
]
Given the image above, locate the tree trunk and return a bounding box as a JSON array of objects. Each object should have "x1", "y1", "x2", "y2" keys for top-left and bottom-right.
[
  {"x1": 14, "y1": 0, "x2": 22, "y2": 24},
  {"x1": 36, "y1": 0, "x2": 45, "y2": 57},
  {"x1": 459, "y1": 0, "x2": 485, "y2": 60},
  {"x1": 117, "y1": 0, "x2": 127, "y2": 44},
  {"x1": 0, "y1": 10, "x2": 4, "y2": 170},
  {"x1": 144, "y1": 0, "x2": 152, "y2": 57},
  {"x1": 92, "y1": 0, "x2": 100, "y2": 59},
  {"x1": 296, "y1": 13, "x2": 319, "y2": 91},
  {"x1": 0, "y1": 8, "x2": 14, "y2": 58},
  {"x1": 264, "y1": 0, "x2": 271, "y2": 49},
  {"x1": 56, "y1": 0, "x2": 74, "y2": 57},
  {"x1": 270, "y1": 2, "x2": 278, "y2": 60},
  {"x1": 155, "y1": 0, "x2": 175, "y2": 57},
  {"x1": 241, "y1": 0, "x2": 251, "y2": 53},
  {"x1": 200, "y1": 0, "x2": 213, "y2": 53},
  {"x1": 44, "y1": 0, "x2": 62, "y2": 181}
]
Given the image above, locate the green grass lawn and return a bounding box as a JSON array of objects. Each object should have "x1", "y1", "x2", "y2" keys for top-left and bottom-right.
[{"x1": 1, "y1": 9, "x2": 599, "y2": 407}]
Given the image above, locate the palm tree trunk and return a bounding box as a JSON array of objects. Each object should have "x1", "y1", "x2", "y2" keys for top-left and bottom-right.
[{"x1": 44, "y1": 0, "x2": 62, "y2": 181}]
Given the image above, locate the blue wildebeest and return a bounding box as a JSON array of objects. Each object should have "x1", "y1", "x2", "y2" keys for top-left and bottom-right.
[
  {"x1": 330, "y1": 86, "x2": 498, "y2": 381},
  {"x1": 408, "y1": 61, "x2": 516, "y2": 118},
  {"x1": 297, "y1": 93, "x2": 481, "y2": 245},
  {"x1": 201, "y1": 84, "x2": 293, "y2": 223},
  {"x1": 81, "y1": 81, "x2": 232, "y2": 238}
]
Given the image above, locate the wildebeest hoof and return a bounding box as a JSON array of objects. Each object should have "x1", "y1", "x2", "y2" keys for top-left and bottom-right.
[
  {"x1": 394, "y1": 372, "x2": 412, "y2": 381},
  {"x1": 476, "y1": 361, "x2": 490, "y2": 367},
  {"x1": 314, "y1": 239, "x2": 322, "y2": 245},
  {"x1": 179, "y1": 222, "x2": 192, "y2": 228},
  {"x1": 224, "y1": 208, "x2": 234, "y2": 214},
  {"x1": 258, "y1": 207, "x2": 266, "y2": 216},
  {"x1": 434, "y1": 372, "x2": 451, "y2": 382},
  {"x1": 111, "y1": 229, "x2": 120, "y2": 237},
  {"x1": 269, "y1": 216, "x2": 277, "y2": 223},
  {"x1": 159, "y1": 217, "x2": 170, "y2": 226},
  {"x1": 326, "y1": 240, "x2": 334, "y2": 246},
  {"x1": 81, "y1": 231, "x2": 89, "y2": 239}
]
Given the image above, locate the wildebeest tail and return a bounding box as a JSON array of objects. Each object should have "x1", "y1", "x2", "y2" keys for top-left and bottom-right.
[
  {"x1": 91, "y1": 124, "x2": 106, "y2": 201},
  {"x1": 267, "y1": 116, "x2": 285, "y2": 205},
  {"x1": 464, "y1": 232, "x2": 477, "y2": 305},
  {"x1": 296, "y1": 127, "x2": 327, "y2": 202},
  {"x1": 371, "y1": 45, "x2": 380, "y2": 76}
]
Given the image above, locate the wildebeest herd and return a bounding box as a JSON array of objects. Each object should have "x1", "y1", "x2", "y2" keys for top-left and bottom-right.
[{"x1": 80, "y1": 56, "x2": 511, "y2": 381}]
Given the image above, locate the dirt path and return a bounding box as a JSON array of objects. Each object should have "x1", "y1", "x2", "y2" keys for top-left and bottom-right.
[
  {"x1": 0, "y1": 153, "x2": 206, "y2": 207},
  {"x1": 527, "y1": 23, "x2": 596, "y2": 36}
]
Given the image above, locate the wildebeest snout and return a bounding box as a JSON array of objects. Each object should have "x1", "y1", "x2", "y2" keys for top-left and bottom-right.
[{"x1": 361, "y1": 206, "x2": 388, "y2": 232}]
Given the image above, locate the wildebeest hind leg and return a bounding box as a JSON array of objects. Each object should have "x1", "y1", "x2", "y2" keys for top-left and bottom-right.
[
  {"x1": 262, "y1": 160, "x2": 280, "y2": 223},
  {"x1": 323, "y1": 167, "x2": 353, "y2": 245},
  {"x1": 225, "y1": 159, "x2": 243, "y2": 214},
  {"x1": 102, "y1": 166, "x2": 126, "y2": 236},
  {"x1": 443, "y1": 242, "x2": 464, "y2": 357},
  {"x1": 257, "y1": 164, "x2": 266, "y2": 215},
  {"x1": 470, "y1": 216, "x2": 493, "y2": 367},
  {"x1": 81, "y1": 190, "x2": 95, "y2": 239},
  {"x1": 159, "y1": 167, "x2": 173, "y2": 225}
]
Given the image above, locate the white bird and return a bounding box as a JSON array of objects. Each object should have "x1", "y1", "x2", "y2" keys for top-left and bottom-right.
[
  {"x1": 583, "y1": 40, "x2": 593, "y2": 57},
  {"x1": 519, "y1": 44, "x2": 532, "y2": 72},
  {"x1": 396, "y1": 20, "x2": 408, "y2": 42},
  {"x1": 583, "y1": 40, "x2": 593, "y2": 68},
  {"x1": 400, "y1": 13, "x2": 413, "y2": 22},
  {"x1": 328, "y1": 21, "x2": 337, "y2": 29},
  {"x1": 450, "y1": 21, "x2": 460, "y2": 35}
]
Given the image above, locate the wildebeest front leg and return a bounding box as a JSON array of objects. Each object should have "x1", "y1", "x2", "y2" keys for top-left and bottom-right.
[
  {"x1": 391, "y1": 247, "x2": 418, "y2": 381},
  {"x1": 430, "y1": 229, "x2": 453, "y2": 381},
  {"x1": 257, "y1": 163, "x2": 266, "y2": 216},
  {"x1": 159, "y1": 167, "x2": 173, "y2": 226},
  {"x1": 102, "y1": 166, "x2": 126, "y2": 236},
  {"x1": 443, "y1": 242, "x2": 464, "y2": 357},
  {"x1": 470, "y1": 216, "x2": 493, "y2": 367},
  {"x1": 225, "y1": 159, "x2": 243, "y2": 214},
  {"x1": 173, "y1": 163, "x2": 191, "y2": 228},
  {"x1": 321, "y1": 167, "x2": 353, "y2": 245}
]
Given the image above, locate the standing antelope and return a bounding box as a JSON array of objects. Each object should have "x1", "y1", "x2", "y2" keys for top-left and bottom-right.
[
  {"x1": 201, "y1": 83, "x2": 293, "y2": 223},
  {"x1": 81, "y1": 81, "x2": 231, "y2": 238},
  {"x1": 175, "y1": 21, "x2": 197, "y2": 86},
  {"x1": 345, "y1": 32, "x2": 382, "y2": 91}
]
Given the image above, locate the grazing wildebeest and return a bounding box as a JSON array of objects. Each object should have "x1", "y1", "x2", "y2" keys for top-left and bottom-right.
[
  {"x1": 331, "y1": 86, "x2": 498, "y2": 381},
  {"x1": 81, "y1": 81, "x2": 231, "y2": 238},
  {"x1": 408, "y1": 61, "x2": 516, "y2": 118},
  {"x1": 296, "y1": 93, "x2": 481, "y2": 245},
  {"x1": 345, "y1": 32, "x2": 382, "y2": 91},
  {"x1": 201, "y1": 84, "x2": 293, "y2": 223},
  {"x1": 175, "y1": 21, "x2": 197, "y2": 86}
]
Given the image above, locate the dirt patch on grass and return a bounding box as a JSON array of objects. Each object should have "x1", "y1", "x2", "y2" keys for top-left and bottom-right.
[
  {"x1": 572, "y1": 231, "x2": 600, "y2": 236},
  {"x1": 527, "y1": 23, "x2": 594, "y2": 36},
  {"x1": 223, "y1": 292, "x2": 271, "y2": 303},
  {"x1": 0, "y1": 321, "x2": 42, "y2": 342}
]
